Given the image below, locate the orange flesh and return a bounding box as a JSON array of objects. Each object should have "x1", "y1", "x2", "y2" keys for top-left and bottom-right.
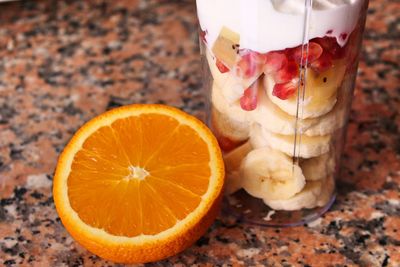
[{"x1": 67, "y1": 114, "x2": 211, "y2": 237}]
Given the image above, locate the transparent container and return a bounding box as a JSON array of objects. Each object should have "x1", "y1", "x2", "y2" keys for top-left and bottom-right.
[{"x1": 196, "y1": 0, "x2": 369, "y2": 226}]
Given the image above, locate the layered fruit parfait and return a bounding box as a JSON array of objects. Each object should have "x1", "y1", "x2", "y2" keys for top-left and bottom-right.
[{"x1": 197, "y1": 0, "x2": 367, "y2": 216}]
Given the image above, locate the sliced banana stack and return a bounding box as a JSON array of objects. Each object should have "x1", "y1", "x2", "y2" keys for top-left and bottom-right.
[
  {"x1": 206, "y1": 49, "x2": 260, "y2": 104},
  {"x1": 223, "y1": 141, "x2": 253, "y2": 195},
  {"x1": 211, "y1": 82, "x2": 254, "y2": 142},
  {"x1": 250, "y1": 123, "x2": 331, "y2": 158},
  {"x1": 265, "y1": 62, "x2": 346, "y2": 119},
  {"x1": 241, "y1": 147, "x2": 306, "y2": 200}
]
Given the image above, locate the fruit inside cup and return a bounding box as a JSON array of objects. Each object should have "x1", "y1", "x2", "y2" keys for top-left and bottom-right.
[
  {"x1": 209, "y1": 29, "x2": 355, "y2": 113},
  {"x1": 203, "y1": 22, "x2": 362, "y2": 214}
]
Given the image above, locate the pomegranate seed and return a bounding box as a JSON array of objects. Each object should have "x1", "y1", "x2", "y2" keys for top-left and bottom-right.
[
  {"x1": 235, "y1": 51, "x2": 264, "y2": 78},
  {"x1": 216, "y1": 58, "x2": 230, "y2": 73},
  {"x1": 199, "y1": 29, "x2": 207, "y2": 44},
  {"x1": 264, "y1": 51, "x2": 288, "y2": 73},
  {"x1": 240, "y1": 82, "x2": 258, "y2": 111},
  {"x1": 274, "y1": 60, "x2": 299, "y2": 83},
  {"x1": 340, "y1": 33, "x2": 348, "y2": 41},
  {"x1": 236, "y1": 54, "x2": 255, "y2": 78},
  {"x1": 239, "y1": 49, "x2": 268, "y2": 64},
  {"x1": 314, "y1": 37, "x2": 345, "y2": 60},
  {"x1": 292, "y1": 42, "x2": 323, "y2": 65},
  {"x1": 310, "y1": 52, "x2": 333, "y2": 73},
  {"x1": 272, "y1": 82, "x2": 297, "y2": 100},
  {"x1": 314, "y1": 37, "x2": 335, "y2": 50}
]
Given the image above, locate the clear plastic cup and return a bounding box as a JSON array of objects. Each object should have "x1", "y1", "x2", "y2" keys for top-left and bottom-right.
[{"x1": 196, "y1": 0, "x2": 369, "y2": 226}]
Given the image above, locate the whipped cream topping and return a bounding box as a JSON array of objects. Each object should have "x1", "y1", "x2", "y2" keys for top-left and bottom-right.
[{"x1": 196, "y1": 0, "x2": 364, "y2": 53}]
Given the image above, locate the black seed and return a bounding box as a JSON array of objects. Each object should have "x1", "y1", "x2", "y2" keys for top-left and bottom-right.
[{"x1": 323, "y1": 77, "x2": 327, "y2": 83}]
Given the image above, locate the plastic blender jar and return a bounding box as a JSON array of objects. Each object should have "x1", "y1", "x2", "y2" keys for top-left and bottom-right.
[{"x1": 196, "y1": 0, "x2": 369, "y2": 226}]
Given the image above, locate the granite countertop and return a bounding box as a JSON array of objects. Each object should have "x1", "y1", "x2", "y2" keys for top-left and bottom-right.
[{"x1": 0, "y1": 0, "x2": 399, "y2": 266}]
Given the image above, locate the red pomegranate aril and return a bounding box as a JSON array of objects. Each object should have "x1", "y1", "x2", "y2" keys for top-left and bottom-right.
[
  {"x1": 216, "y1": 58, "x2": 230, "y2": 73},
  {"x1": 311, "y1": 52, "x2": 333, "y2": 73},
  {"x1": 340, "y1": 33, "x2": 348, "y2": 41},
  {"x1": 240, "y1": 82, "x2": 258, "y2": 111},
  {"x1": 272, "y1": 82, "x2": 297, "y2": 100},
  {"x1": 236, "y1": 52, "x2": 263, "y2": 78},
  {"x1": 314, "y1": 37, "x2": 346, "y2": 60},
  {"x1": 314, "y1": 37, "x2": 335, "y2": 50},
  {"x1": 274, "y1": 60, "x2": 299, "y2": 83},
  {"x1": 264, "y1": 51, "x2": 288, "y2": 73},
  {"x1": 236, "y1": 54, "x2": 255, "y2": 78},
  {"x1": 292, "y1": 42, "x2": 323, "y2": 65},
  {"x1": 239, "y1": 49, "x2": 268, "y2": 64},
  {"x1": 236, "y1": 49, "x2": 269, "y2": 78}
]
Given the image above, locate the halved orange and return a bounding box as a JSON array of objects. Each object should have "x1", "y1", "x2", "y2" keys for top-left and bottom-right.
[{"x1": 53, "y1": 104, "x2": 224, "y2": 263}]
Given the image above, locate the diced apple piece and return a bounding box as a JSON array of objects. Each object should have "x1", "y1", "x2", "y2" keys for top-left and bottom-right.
[{"x1": 212, "y1": 26, "x2": 240, "y2": 68}]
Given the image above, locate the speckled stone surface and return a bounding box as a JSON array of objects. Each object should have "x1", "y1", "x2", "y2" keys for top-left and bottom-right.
[{"x1": 0, "y1": 0, "x2": 399, "y2": 266}]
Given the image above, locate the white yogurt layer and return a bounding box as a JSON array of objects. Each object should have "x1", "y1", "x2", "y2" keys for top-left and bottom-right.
[{"x1": 196, "y1": 0, "x2": 364, "y2": 53}]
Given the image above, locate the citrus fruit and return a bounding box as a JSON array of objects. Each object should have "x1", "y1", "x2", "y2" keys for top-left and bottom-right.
[{"x1": 53, "y1": 104, "x2": 224, "y2": 263}]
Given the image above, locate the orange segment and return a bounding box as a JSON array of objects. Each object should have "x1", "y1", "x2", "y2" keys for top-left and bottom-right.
[
  {"x1": 53, "y1": 104, "x2": 224, "y2": 264},
  {"x1": 150, "y1": 165, "x2": 210, "y2": 196},
  {"x1": 146, "y1": 175, "x2": 202, "y2": 220}
]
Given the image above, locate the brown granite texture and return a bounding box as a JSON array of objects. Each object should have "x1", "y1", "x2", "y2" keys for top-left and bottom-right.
[{"x1": 0, "y1": 0, "x2": 399, "y2": 266}]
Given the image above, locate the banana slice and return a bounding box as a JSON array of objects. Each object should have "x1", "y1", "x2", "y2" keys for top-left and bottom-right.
[
  {"x1": 263, "y1": 179, "x2": 323, "y2": 211},
  {"x1": 317, "y1": 175, "x2": 335, "y2": 207},
  {"x1": 265, "y1": 62, "x2": 346, "y2": 119},
  {"x1": 241, "y1": 147, "x2": 306, "y2": 200},
  {"x1": 263, "y1": 130, "x2": 332, "y2": 159},
  {"x1": 250, "y1": 124, "x2": 331, "y2": 158},
  {"x1": 211, "y1": 82, "x2": 253, "y2": 142},
  {"x1": 264, "y1": 175, "x2": 336, "y2": 210},
  {"x1": 251, "y1": 83, "x2": 301, "y2": 135},
  {"x1": 303, "y1": 86, "x2": 349, "y2": 136},
  {"x1": 249, "y1": 123, "x2": 269, "y2": 149},
  {"x1": 206, "y1": 49, "x2": 260, "y2": 104},
  {"x1": 251, "y1": 123, "x2": 336, "y2": 180},
  {"x1": 223, "y1": 141, "x2": 253, "y2": 194},
  {"x1": 300, "y1": 151, "x2": 336, "y2": 181},
  {"x1": 254, "y1": 82, "x2": 348, "y2": 136}
]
